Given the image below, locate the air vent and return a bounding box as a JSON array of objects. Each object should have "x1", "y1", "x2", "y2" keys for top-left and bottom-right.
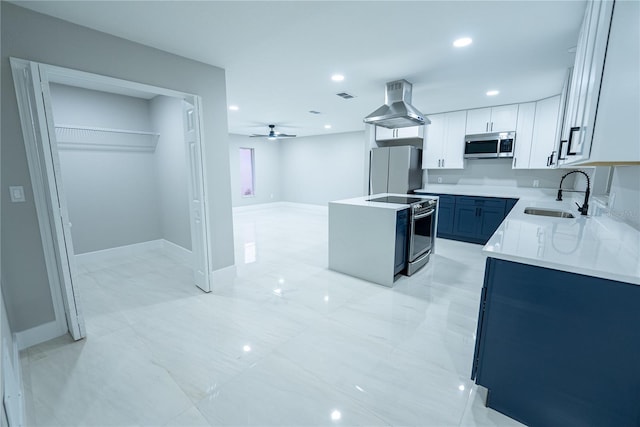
[
  {"x1": 308, "y1": 110, "x2": 322, "y2": 115},
  {"x1": 336, "y1": 92, "x2": 355, "y2": 99}
]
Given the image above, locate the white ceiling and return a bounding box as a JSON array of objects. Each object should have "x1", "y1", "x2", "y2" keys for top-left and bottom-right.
[{"x1": 14, "y1": 1, "x2": 586, "y2": 138}]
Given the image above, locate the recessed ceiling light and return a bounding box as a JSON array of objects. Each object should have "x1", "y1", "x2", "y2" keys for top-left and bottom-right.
[
  {"x1": 331, "y1": 74, "x2": 345, "y2": 82},
  {"x1": 228, "y1": 105, "x2": 239, "y2": 111},
  {"x1": 453, "y1": 37, "x2": 473, "y2": 48},
  {"x1": 486, "y1": 90, "x2": 500, "y2": 96},
  {"x1": 324, "y1": 124, "x2": 332, "y2": 129}
]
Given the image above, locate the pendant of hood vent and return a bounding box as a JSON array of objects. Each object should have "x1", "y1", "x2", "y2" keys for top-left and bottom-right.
[{"x1": 364, "y1": 79, "x2": 429, "y2": 128}]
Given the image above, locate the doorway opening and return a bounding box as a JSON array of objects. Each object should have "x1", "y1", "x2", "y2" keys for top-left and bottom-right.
[{"x1": 11, "y1": 58, "x2": 212, "y2": 347}]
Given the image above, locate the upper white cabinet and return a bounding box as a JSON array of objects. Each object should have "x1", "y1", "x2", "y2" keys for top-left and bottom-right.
[
  {"x1": 530, "y1": 96, "x2": 562, "y2": 169},
  {"x1": 512, "y1": 102, "x2": 535, "y2": 169},
  {"x1": 558, "y1": 0, "x2": 616, "y2": 165},
  {"x1": 423, "y1": 110, "x2": 466, "y2": 169},
  {"x1": 466, "y1": 105, "x2": 519, "y2": 134},
  {"x1": 376, "y1": 125, "x2": 424, "y2": 141},
  {"x1": 571, "y1": 0, "x2": 640, "y2": 165}
]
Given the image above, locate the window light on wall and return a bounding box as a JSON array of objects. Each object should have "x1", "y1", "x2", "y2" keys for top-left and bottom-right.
[{"x1": 239, "y1": 147, "x2": 255, "y2": 197}]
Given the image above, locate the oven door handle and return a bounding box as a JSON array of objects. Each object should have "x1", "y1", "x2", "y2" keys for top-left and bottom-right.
[{"x1": 412, "y1": 209, "x2": 435, "y2": 220}]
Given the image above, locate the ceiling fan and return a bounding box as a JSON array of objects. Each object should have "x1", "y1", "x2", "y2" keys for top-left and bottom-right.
[{"x1": 250, "y1": 124, "x2": 296, "y2": 140}]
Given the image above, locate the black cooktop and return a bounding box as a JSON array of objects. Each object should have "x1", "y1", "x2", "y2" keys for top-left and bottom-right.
[{"x1": 367, "y1": 196, "x2": 425, "y2": 204}]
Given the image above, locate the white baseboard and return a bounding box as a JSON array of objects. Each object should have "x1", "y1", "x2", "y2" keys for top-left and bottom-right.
[
  {"x1": 2, "y1": 334, "x2": 25, "y2": 426},
  {"x1": 162, "y1": 240, "x2": 192, "y2": 263},
  {"x1": 75, "y1": 239, "x2": 164, "y2": 266},
  {"x1": 233, "y1": 201, "x2": 328, "y2": 214},
  {"x1": 15, "y1": 320, "x2": 66, "y2": 351},
  {"x1": 211, "y1": 264, "x2": 236, "y2": 285},
  {"x1": 232, "y1": 201, "x2": 288, "y2": 213}
]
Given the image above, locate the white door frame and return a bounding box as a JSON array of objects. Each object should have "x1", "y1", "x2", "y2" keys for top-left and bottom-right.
[{"x1": 10, "y1": 57, "x2": 213, "y2": 344}]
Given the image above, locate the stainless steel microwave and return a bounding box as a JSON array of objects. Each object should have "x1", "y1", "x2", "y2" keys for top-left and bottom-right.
[{"x1": 464, "y1": 131, "x2": 516, "y2": 159}]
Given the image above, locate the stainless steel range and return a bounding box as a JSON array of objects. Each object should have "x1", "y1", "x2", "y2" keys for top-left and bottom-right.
[{"x1": 367, "y1": 196, "x2": 437, "y2": 275}]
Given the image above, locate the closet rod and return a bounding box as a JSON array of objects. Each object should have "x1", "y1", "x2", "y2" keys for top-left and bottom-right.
[{"x1": 55, "y1": 124, "x2": 159, "y2": 137}]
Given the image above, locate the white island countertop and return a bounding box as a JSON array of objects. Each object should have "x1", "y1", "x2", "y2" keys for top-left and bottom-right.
[
  {"x1": 484, "y1": 197, "x2": 640, "y2": 285},
  {"x1": 330, "y1": 193, "x2": 437, "y2": 211}
]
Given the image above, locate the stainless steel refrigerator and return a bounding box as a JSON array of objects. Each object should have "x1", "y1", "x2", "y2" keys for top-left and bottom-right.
[{"x1": 369, "y1": 146, "x2": 422, "y2": 194}]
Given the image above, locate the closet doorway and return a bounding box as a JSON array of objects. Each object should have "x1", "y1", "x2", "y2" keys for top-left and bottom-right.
[{"x1": 11, "y1": 58, "x2": 212, "y2": 344}]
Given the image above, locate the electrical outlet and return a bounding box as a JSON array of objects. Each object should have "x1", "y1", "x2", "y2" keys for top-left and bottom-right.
[
  {"x1": 437, "y1": 177, "x2": 443, "y2": 183},
  {"x1": 533, "y1": 179, "x2": 539, "y2": 188},
  {"x1": 9, "y1": 186, "x2": 25, "y2": 202}
]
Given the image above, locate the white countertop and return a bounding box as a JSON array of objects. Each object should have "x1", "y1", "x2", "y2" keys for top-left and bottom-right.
[
  {"x1": 330, "y1": 193, "x2": 437, "y2": 211},
  {"x1": 484, "y1": 197, "x2": 640, "y2": 285},
  {"x1": 416, "y1": 184, "x2": 557, "y2": 199}
]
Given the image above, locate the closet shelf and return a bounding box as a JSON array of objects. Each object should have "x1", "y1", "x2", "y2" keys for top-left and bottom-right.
[{"x1": 54, "y1": 125, "x2": 160, "y2": 152}]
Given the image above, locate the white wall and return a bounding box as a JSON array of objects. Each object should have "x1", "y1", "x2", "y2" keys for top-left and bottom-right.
[
  {"x1": 280, "y1": 131, "x2": 366, "y2": 206},
  {"x1": 150, "y1": 96, "x2": 191, "y2": 250},
  {"x1": 228, "y1": 134, "x2": 281, "y2": 207},
  {"x1": 609, "y1": 166, "x2": 640, "y2": 230},
  {"x1": 50, "y1": 84, "x2": 163, "y2": 254},
  {"x1": 425, "y1": 158, "x2": 575, "y2": 189},
  {"x1": 1, "y1": 2, "x2": 232, "y2": 333}
]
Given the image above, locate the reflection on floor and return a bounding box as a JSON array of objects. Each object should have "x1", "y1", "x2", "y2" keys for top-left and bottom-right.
[{"x1": 21, "y1": 204, "x2": 524, "y2": 426}]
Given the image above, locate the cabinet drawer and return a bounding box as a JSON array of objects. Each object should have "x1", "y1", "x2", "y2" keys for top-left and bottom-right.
[
  {"x1": 436, "y1": 195, "x2": 456, "y2": 205},
  {"x1": 456, "y1": 196, "x2": 506, "y2": 210}
]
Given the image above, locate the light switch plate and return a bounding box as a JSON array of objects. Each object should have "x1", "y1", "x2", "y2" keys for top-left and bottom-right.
[{"x1": 9, "y1": 186, "x2": 26, "y2": 203}]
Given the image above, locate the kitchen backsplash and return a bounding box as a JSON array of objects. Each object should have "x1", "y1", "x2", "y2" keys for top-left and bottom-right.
[{"x1": 424, "y1": 158, "x2": 575, "y2": 189}]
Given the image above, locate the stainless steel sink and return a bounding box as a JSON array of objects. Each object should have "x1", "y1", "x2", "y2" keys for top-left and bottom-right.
[{"x1": 524, "y1": 207, "x2": 575, "y2": 218}]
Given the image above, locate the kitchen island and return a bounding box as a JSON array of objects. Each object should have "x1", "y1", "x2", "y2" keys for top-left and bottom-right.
[{"x1": 328, "y1": 193, "x2": 436, "y2": 287}]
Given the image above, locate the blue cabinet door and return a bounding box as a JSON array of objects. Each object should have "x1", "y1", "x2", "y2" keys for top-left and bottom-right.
[
  {"x1": 505, "y1": 198, "x2": 518, "y2": 215},
  {"x1": 436, "y1": 203, "x2": 454, "y2": 236},
  {"x1": 453, "y1": 204, "x2": 479, "y2": 239},
  {"x1": 478, "y1": 205, "x2": 506, "y2": 242}
]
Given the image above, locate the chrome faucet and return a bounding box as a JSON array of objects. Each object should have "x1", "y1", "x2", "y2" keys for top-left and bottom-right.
[{"x1": 556, "y1": 170, "x2": 591, "y2": 216}]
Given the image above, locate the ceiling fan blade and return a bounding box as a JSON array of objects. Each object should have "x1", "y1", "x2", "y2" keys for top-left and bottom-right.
[
  {"x1": 276, "y1": 133, "x2": 296, "y2": 138},
  {"x1": 249, "y1": 134, "x2": 268, "y2": 137}
]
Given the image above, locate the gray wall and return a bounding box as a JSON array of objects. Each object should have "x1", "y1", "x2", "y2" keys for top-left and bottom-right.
[
  {"x1": 280, "y1": 131, "x2": 366, "y2": 206},
  {"x1": 425, "y1": 158, "x2": 575, "y2": 189},
  {"x1": 151, "y1": 96, "x2": 192, "y2": 249},
  {"x1": 228, "y1": 133, "x2": 281, "y2": 207},
  {"x1": 609, "y1": 166, "x2": 640, "y2": 230},
  {"x1": 51, "y1": 84, "x2": 163, "y2": 254},
  {"x1": 1, "y1": 3, "x2": 233, "y2": 333}
]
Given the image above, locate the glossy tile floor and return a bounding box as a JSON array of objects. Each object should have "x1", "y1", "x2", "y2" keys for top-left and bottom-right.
[{"x1": 21, "y1": 204, "x2": 524, "y2": 426}]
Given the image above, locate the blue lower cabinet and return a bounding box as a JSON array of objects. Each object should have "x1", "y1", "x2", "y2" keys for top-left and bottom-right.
[
  {"x1": 419, "y1": 193, "x2": 513, "y2": 245},
  {"x1": 473, "y1": 258, "x2": 640, "y2": 426},
  {"x1": 452, "y1": 197, "x2": 506, "y2": 244},
  {"x1": 394, "y1": 209, "x2": 408, "y2": 275}
]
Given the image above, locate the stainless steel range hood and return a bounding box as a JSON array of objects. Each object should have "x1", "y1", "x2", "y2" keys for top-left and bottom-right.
[{"x1": 363, "y1": 80, "x2": 428, "y2": 128}]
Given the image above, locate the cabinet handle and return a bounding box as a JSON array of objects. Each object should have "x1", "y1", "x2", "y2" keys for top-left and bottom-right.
[
  {"x1": 567, "y1": 127, "x2": 580, "y2": 155},
  {"x1": 438, "y1": 159, "x2": 441, "y2": 167},
  {"x1": 513, "y1": 157, "x2": 517, "y2": 168},
  {"x1": 558, "y1": 140, "x2": 567, "y2": 161},
  {"x1": 485, "y1": 122, "x2": 488, "y2": 132},
  {"x1": 546, "y1": 155, "x2": 551, "y2": 167},
  {"x1": 442, "y1": 158, "x2": 445, "y2": 167},
  {"x1": 490, "y1": 122, "x2": 494, "y2": 131}
]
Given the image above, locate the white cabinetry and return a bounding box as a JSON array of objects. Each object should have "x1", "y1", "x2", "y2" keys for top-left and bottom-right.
[
  {"x1": 376, "y1": 125, "x2": 424, "y2": 141},
  {"x1": 573, "y1": 0, "x2": 640, "y2": 165},
  {"x1": 512, "y1": 102, "x2": 535, "y2": 169},
  {"x1": 423, "y1": 110, "x2": 466, "y2": 169},
  {"x1": 559, "y1": 0, "x2": 615, "y2": 165},
  {"x1": 530, "y1": 96, "x2": 562, "y2": 168},
  {"x1": 466, "y1": 104, "x2": 519, "y2": 134}
]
